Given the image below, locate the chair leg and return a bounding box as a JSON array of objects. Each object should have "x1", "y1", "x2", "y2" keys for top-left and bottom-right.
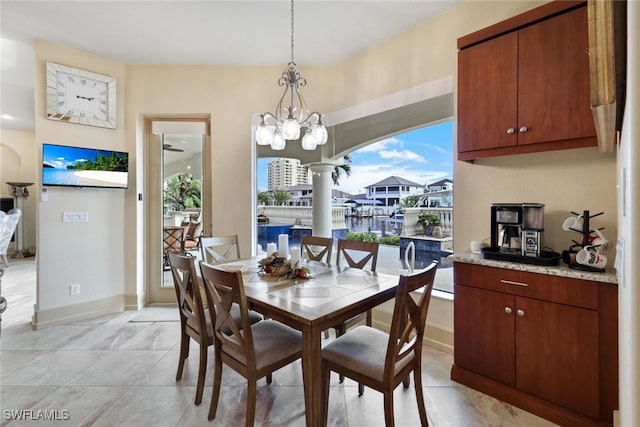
[
  {"x1": 366, "y1": 309, "x2": 372, "y2": 326},
  {"x1": 208, "y1": 353, "x2": 223, "y2": 420},
  {"x1": 383, "y1": 390, "x2": 395, "y2": 427},
  {"x1": 321, "y1": 360, "x2": 331, "y2": 426},
  {"x1": 194, "y1": 341, "x2": 208, "y2": 405},
  {"x1": 176, "y1": 332, "x2": 190, "y2": 381},
  {"x1": 246, "y1": 380, "x2": 257, "y2": 427},
  {"x1": 358, "y1": 382, "x2": 364, "y2": 396},
  {"x1": 334, "y1": 325, "x2": 346, "y2": 383},
  {"x1": 266, "y1": 373, "x2": 273, "y2": 384},
  {"x1": 414, "y1": 369, "x2": 429, "y2": 426}
]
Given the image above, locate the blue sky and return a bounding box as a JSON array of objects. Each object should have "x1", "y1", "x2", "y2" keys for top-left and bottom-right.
[{"x1": 257, "y1": 120, "x2": 453, "y2": 195}]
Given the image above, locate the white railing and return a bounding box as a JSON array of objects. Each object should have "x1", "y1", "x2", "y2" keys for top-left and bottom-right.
[
  {"x1": 257, "y1": 205, "x2": 453, "y2": 238},
  {"x1": 400, "y1": 207, "x2": 453, "y2": 237},
  {"x1": 258, "y1": 206, "x2": 347, "y2": 229}
]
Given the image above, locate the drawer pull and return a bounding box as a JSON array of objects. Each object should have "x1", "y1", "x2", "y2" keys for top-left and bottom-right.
[
  {"x1": 504, "y1": 306, "x2": 513, "y2": 314},
  {"x1": 500, "y1": 279, "x2": 529, "y2": 287},
  {"x1": 517, "y1": 309, "x2": 525, "y2": 317}
]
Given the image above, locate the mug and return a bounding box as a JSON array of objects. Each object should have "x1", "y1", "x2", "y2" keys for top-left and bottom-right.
[
  {"x1": 470, "y1": 240, "x2": 488, "y2": 254},
  {"x1": 561, "y1": 249, "x2": 578, "y2": 265},
  {"x1": 584, "y1": 229, "x2": 611, "y2": 253},
  {"x1": 576, "y1": 246, "x2": 607, "y2": 269},
  {"x1": 562, "y1": 215, "x2": 583, "y2": 232}
]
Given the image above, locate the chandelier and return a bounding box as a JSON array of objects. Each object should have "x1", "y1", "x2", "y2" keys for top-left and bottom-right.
[{"x1": 255, "y1": 0, "x2": 328, "y2": 151}]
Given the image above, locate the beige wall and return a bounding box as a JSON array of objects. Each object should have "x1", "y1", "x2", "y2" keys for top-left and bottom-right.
[
  {"x1": 0, "y1": 129, "x2": 37, "y2": 252},
  {"x1": 33, "y1": 40, "x2": 127, "y2": 323},
  {"x1": 32, "y1": 0, "x2": 617, "y2": 323}
]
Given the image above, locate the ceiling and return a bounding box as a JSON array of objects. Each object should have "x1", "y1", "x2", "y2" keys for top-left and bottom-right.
[{"x1": 0, "y1": 0, "x2": 462, "y2": 132}]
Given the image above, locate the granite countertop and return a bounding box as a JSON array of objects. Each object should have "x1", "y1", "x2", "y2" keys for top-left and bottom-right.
[{"x1": 449, "y1": 251, "x2": 618, "y2": 284}]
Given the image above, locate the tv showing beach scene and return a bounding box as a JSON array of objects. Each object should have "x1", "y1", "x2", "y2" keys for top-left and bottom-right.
[{"x1": 42, "y1": 143, "x2": 129, "y2": 189}]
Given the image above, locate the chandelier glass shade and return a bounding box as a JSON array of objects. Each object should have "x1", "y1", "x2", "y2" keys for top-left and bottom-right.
[{"x1": 255, "y1": 0, "x2": 328, "y2": 151}]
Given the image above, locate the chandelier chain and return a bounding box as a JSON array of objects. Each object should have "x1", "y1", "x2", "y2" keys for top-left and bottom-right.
[
  {"x1": 255, "y1": 0, "x2": 328, "y2": 150},
  {"x1": 290, "y1": 0, "x2": 295, "y2": 64}
]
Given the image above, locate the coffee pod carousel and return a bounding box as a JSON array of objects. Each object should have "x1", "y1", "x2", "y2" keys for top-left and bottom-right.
[{"x1": 561, "y1": 210, "x2": 608, "y2": 272}]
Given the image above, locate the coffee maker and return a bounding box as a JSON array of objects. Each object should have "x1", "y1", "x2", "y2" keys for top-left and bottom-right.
[{"x1": 490, "y1": 203, "x2": 545, "y2": 257}]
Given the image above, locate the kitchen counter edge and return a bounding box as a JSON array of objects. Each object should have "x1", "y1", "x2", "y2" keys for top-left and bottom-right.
[{"x1": 449, "y1": 251, "x2": 617, "y2": 284}]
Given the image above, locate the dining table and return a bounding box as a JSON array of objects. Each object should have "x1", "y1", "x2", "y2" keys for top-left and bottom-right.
[{"x1": 212, "y1": 256, "x2": 401, "y2": 427}]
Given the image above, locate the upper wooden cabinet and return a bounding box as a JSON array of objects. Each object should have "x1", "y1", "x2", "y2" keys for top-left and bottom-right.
[{"x1": 457, "y1": 2, "x2": 597, "y2": 161}]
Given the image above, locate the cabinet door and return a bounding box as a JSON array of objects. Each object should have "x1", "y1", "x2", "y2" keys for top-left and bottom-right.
[
  {"x1": 454, "y1": 284, "x2": 515, "y2": 385},
  {"x1": 517, "y1": 6, "x2": 595, "y2": 146},
  {"x1": 515, "y1": 296, "x2": 599, "y2": 419},
  {"x1": 457, "y1": 31, "x2": 518, "y2": 153}
]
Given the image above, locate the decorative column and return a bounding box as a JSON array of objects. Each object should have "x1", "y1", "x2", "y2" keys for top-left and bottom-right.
[
  {"x1": 7, "y1": 182, "x2": 34, "y2": 258},
  {"x1": 309, "y1": 163, "x2": 334, "y2": 238}
]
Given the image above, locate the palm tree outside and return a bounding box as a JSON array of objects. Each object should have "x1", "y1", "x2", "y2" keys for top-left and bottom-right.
[{"x1": 163, "y1": 173, "x2": 201, "y2": 209}]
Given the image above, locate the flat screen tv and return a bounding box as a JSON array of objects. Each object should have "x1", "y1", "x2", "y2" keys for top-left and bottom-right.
[{"x1": 42, "y1": 143, "x2": 129, "y2": 189}]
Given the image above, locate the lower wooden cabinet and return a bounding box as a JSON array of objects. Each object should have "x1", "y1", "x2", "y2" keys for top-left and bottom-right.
[{"x1": 452, "y1": 262, "x2": 618, "y2": 426}]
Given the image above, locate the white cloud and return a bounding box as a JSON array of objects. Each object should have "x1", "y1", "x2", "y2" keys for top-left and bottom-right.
[
  {"x1": 423, "y1": 143, "x2": 450, "y2": 155},
  {"x1": 356, "y1": 137, "x2": 402, "y2": 153},
  {"x1": 379, "y1": 149, "x2": 426, "y2": 163}
]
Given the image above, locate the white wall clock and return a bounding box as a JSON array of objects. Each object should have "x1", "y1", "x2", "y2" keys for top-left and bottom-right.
[{"x1": 46, "y1": 62, "x2": 117, "y2": 129}]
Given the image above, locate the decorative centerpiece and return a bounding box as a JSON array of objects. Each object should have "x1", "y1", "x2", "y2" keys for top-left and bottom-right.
[{"x1": 258, "y1": 252, "x2": 311, "y2": 279}]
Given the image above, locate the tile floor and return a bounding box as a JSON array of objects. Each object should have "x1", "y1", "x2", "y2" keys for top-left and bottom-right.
[{"x1": 0, "y1": 258, "x2": 558, "y2": 426}]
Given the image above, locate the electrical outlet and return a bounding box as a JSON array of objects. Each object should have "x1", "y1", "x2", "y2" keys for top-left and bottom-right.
[{"x1": 70, "y1": 284, "x2": 80, "y2": 296}]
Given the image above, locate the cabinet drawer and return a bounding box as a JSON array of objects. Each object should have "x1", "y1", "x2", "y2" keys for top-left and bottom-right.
[{"x1": 454, "y1": 262, "x2": 598, "y2": 309}]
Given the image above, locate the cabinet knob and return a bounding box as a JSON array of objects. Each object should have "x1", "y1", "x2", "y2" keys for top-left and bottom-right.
[
  {"x1": 506, "y1": 128, "x2": 516, "y2": 135},
  {"x1": 519, "y1": 126, "x2": 529, "y2": 133},
  {"x1": 517, "y1": 309, "x2": 525, "y2": 317},
  {"x1": 504, "y1": 307, "x2": 513, "y2": 314}
]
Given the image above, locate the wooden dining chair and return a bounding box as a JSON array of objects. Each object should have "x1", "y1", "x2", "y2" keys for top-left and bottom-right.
[
  {"x1": 335, "y1": 239, "x2": 379, "y2": 331},
  {"x1": 300, "y1": 235, "x2": 334, "y2": 338},
  {"x1": 199, "y1": 262, "x2": 303, "y2": 427},
  {"x1": 334, "y1": 238, "x2": 380, "y2": 393},
  {"x1": 300, "y1": 235, "x2": 333, "y2": 263},
  {"x1": 168, "y1": 252, "x2": 211, "y2": 405},
  {"x1": 169, "y1": 253, "x2": 262, "y2": 406},
  {"x1": 200, "y1": 235, "x2": 240, "y2": 265},
  {"x1": 321, "y1": 262, "x2": 438, "y2": 427}
]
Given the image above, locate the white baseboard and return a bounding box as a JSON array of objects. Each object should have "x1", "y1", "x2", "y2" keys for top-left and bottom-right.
[{"x1": 32, "y1": 295, "x2": 125, "y2": 329}]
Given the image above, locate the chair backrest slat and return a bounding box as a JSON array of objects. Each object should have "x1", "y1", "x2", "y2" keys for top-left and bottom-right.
[
  {"x1": 200, "y1": 263, "x2": 256, "y2": 366},
  {"x1": 169, "y1": 253, "x2": 207, "y2": 336},
  {"x1": 336, "y1": 239, "x2": 379, "y2": 271},
  {"x1": 384, "y1": 261, "x2": 437, "y2": 381},
  {"x1": 200, "y1": 235, "x2": 240, "y2": 265},
  {"x1": 301, "y1": 236, "x2": 333, "y2": 263}
]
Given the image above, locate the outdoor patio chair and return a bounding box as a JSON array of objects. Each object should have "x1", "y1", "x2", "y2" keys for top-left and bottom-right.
[{"x1": 163, "y1": 226, "x2": 185, "y2": 270}]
